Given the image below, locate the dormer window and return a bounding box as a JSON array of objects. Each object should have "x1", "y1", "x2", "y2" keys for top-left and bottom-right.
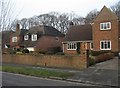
[
  {"x1": 100, "y1": 22, "x2": 111, "y2": 30},
  {"x1": 31, "y1": 34, "x2": 37, "y2": 41},
  {"x1": 12, "y1": 37, "x2": 17, "y2": 42},
  {"x1": 24, "y1": 35, "x2": 29, "y2": 40}
]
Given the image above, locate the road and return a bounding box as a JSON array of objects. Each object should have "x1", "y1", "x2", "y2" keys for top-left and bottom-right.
[{"x1": 2, "y1": 72, "x2": 93, "y2": 86}]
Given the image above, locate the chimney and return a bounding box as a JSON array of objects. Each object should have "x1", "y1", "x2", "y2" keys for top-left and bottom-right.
[{"x1": 16, "y1": 23, "x2": 20, "y2": 32}]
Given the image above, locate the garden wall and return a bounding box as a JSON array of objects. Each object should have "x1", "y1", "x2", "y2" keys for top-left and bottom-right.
[{"x1": 2, "y1": 51, "x2": 89, "y2": 70}]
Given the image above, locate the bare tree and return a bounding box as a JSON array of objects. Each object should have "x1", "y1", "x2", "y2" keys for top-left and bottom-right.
[
  {"x1": 110, "y1": 1, "x2": 120, "y2": 19},
  {"x1": 0, "y1": 0, "x2": 20, "y2": 31},
  {"x1": 84, "y1": 9, "x2": 98, "y2": 24}
]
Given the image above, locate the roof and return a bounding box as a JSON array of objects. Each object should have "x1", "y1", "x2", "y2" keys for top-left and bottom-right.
[
  {"x1": 64, "y1": 24, "x2": 92, "y2": 42},
  {"x1": 12, "y1": 29, "x2": 28, "y2": 36},
  {"x1": 28, "y1": 25, "x2": 64, "y2": 37},
  {"x1": 93, "y1": 6, "x2": 118, "y2": 22},
  {"x1": 21, "y1": 25, "x2": 64, "y2": 47}
]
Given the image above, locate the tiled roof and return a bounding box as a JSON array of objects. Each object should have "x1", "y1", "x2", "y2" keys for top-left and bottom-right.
[
  {"x1": 12, "y1": 29, "x2": 28, "y2": 36},
  {"x1": 64, "y1": 24, "x2": 92, "y2": 42},
  {"x1": 28, "y1": 25, "x2": 65, "y2": 37},
  {"x1": 21, "y1": 25, "x2": 64, "y2": 47}
]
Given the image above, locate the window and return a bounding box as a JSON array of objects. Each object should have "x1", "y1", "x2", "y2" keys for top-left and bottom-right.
[
  {"x1": 90, "y1": 42, "x2": 93, "y2": 50},
  {"x1": 55, "y1": 37, "x2": 59, "y2": 41},
  {"x1": 100, "y1": 40, "x2": 111, "y2": 50},
  {"x1": 100, "y1": 22, "x2": 111, "y2": 30},
  {"x1": 12, "y1": 37, "x2": 17, "y2": 42},
  {"x1": 31, "y1": 34, "x2": 37, "y2": 41},
  {"x1": 67, "y1": 42, "x2": 77, "y2": 50},
  {"x1": 24, "y1": 35, "x2": 29, "y2": 40}
]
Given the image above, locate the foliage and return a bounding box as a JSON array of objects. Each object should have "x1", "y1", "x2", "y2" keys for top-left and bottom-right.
[
  {"x1": 95, "y1": 53, "x2": 114, "y2": 63},
  {"x1": 22, "y1": 49, "x2": 29, "y2": 54},
  {"x1": 89, "y1": 50, "x2": 110, "y2": 56},
  {"x1": 55, "y1": 52, "x2": 65, "y2": 55},
  {"x1": 89, "y1": 58, "x2": 96, "y2": 66},
  {"x1": 46, "y1": 47, "x2": 62, "y2": 55},
  {"x1": 16, "y1": 51, "x2": 23, "y2": 55}
]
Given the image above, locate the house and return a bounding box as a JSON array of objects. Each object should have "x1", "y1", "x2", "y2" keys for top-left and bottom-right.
[
  {"x1": 63, "y1": 6, "x2": 120, "y2": 54},
  {"x1": 63, "y1": 24, "x2": 93, "y2": 54},
  {"x1": 2, "y1": 24, "x2": 28, "y2": 53},
  {"x1": 2, "y1": 31, "x2": 11, "y2": 53},
  {"x1": 92, "y1": 6, "x2": 120, "y2": 52},
  {"x1": 21, "y1": 25, "x2": 65, "y2": 52},
  {"x1": 11, "y1": 24, "x2": 28, "y2": 50},
  {"x1": 2, "y1": 24, "x2": 64, "y2": 53}
]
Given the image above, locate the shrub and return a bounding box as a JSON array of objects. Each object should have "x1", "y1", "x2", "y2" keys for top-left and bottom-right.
[
  {"x1": 56, "y1": 52, "x2": 65, "y2": 55},
  {"x1": 16, "y1": 51, "x2": 23, "y2": 55},
  {"x1": 47, "y1": 47, "x2": 62, "y2": 54},
  {"x1": 22, "y1": 49, "x2": 29, "y2": 54},
  {"x1": 90, "y1": 50, "x2": 110, "y2": 56},
  {"x1": 112, "y1": 52, "x2": 118, "y2": 56},
  {"x1": 95, "y1": 53, "x2": 113, "y2": 63},
  {"x1": 10, "y1": 49, "x2": 17, "y2": 54},
  {"x1": 89, "y1": 58, "x2": 96, "y2": 66}
]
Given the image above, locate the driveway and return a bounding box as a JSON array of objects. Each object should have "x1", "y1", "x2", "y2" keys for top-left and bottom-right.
[
  {"x1": 69, "y1": 57, "x2": 119, "y2": 87},
  {"x1": 89, "y1": 57, "x2": 118, "y2": 70}
]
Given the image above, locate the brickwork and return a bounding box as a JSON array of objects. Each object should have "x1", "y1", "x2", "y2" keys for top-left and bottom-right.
[
  {"x1": 2, "y1": 52, "x2": 88, "y2": 70},
  {"x1": 92, "y1": 6, "x2": 119, "y2": 52},
  {"x1": 63, "y1": 42, "x2": 91, "y2": 54}
]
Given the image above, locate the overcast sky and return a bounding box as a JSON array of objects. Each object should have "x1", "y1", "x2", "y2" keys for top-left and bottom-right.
[{"x1": 14, "y1": 0, "x2": 119, "y2": 19}]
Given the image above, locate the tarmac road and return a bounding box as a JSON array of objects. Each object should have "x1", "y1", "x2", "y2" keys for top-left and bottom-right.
[{"x1": 2, "y1": 72, "x2": 93, "y2": 86}]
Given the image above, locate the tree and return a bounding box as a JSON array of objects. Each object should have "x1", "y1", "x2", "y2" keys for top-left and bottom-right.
[
  {"x1": 84, "y1": 9, "x2": 99, "y2": 24},
  {"x1": 110, "y1": 1, "x2": 120, "y2": 19},
  {"x1": 0, "y1": 0, "x2": 19, "y2": 31}
]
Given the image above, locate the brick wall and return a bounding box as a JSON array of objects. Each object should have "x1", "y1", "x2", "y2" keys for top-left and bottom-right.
[{"x1": 2, "y1": 51, "x2": 89, "y2": 70}]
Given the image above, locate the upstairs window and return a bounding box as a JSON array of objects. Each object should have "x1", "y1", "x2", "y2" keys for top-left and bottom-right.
[
  {"x1": 67, "y1": 42, "x2": 77, "y2": 50},
  {"x1": 31, "y1": 34, "x2": 37, "y2": 41},
  {"x1": 12, "y1": 37, "x2": 17, "y2": 42},
  {"x1": 24, "y1": 35, "x2": 29, "y2": 40},
  {"x1": 100, "y1": 22, "x2": 111, "y2": 30},
  {"x1": 100, "y1": 40, "x2": 111, "y2": 50}
]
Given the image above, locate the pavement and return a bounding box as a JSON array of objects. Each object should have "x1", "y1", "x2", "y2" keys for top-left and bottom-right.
[{"x1": 2, "y1": 57, "x2": 119, "y2": 87}]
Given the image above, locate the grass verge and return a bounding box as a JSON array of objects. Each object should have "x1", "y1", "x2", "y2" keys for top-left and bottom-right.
[{"x1": 1, "y1": 65, "x2": 74, "y2": 79}]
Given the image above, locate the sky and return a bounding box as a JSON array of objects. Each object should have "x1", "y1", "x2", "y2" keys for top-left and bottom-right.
[{"x1": 13, "y1": 0, "x2": 119, "y2": 20}]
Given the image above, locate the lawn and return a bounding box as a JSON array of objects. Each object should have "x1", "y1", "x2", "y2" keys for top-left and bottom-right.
[{"x1": 1, "y1": 65, "x2": 74, "y2": 79}]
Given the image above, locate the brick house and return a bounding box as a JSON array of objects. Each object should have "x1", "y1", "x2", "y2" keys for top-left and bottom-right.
[
  {"x1": 11, "y1": 24, "x2": 28, "y2": 50},
  {"x1": 92, "y1": 6, "x2": 120, "y2": 52},
  {"x1": 63, "y1": 24, "x2": 93, "y2": 54},
  {"x1": 63, "y1": 6, "x2": 120, "y2": 54},
  {"x1": 2, "y1": 24, "x2": 28, "y2": 53},
  {"x1": 2, "y1": 24, "x2": 64, "y2": 53},
  {"x1": 21, "y1": 25, "x2": 65, "y2": 52}
]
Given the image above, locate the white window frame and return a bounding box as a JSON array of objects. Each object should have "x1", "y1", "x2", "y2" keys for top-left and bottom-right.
[
  {"x1": 100, "y1": 40, "x2": 111, "y2": 50},
  {"x1": 100, "y1": 22, "x2": 111, "y2": 30},
  {"x1": 31, "y1": 34, "x2": 37, "y2": 41},
  {"x1": 24, "y1": 35, "x2": 29, "y2": 40},
  {"x1": 12, "y1": 37, "x2": 17, "y2": 42},
  {"x1": 67, "y1": 42, "x2": 77, "y2": 50},
  {"x1": 90, "y1": 42, "x2": 93, "y2": 50}
]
